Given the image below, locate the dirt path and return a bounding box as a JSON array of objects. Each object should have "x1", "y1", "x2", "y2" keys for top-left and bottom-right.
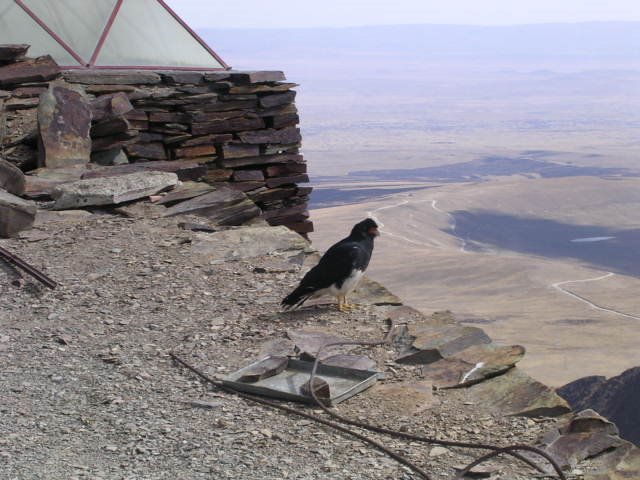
[{"x1": 551, "y1": 272, "x2": 640, "y2": 321}]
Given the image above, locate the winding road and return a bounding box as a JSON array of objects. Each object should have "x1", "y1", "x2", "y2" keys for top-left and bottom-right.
[
  {"x1": 366, "y1": 197, "x2": 468, "y2": 250},
  {"x1": 551, "y1": 273, "x2": 640, "y2": 321},
  {"x1": 366, "y1": 199, "x2": 438, "y2": 248},
  {"x1": 367, "y1": 194, "x2": 639, "y2": 321}
]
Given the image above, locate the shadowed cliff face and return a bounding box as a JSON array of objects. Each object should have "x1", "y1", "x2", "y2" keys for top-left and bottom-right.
[
  {"x1": 558, "y1": 367, "x2": 640, "y2": 446},
  {"x1": 450, "y1": 210, "x2": 640, "y2": 277}
]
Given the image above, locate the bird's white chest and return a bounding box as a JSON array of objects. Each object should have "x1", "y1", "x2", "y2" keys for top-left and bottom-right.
[{"x1": 329, "y1": 269, "x2": 364, "y2": 296}]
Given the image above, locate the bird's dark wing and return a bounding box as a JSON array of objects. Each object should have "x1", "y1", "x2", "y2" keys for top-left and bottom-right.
[
  {"x1": 281, "y1": 240, "x2": 369, "y2": 309},
  {"x1": 301, "y1": 240, "x2": 367, "y2": 290}
]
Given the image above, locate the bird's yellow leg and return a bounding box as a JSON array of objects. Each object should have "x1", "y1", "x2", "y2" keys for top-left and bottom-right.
[
  {"x1": 339, "y1": 295, "x2": 359, "y2": 312},
  {"x1": 338, "y1": 295, "x2": 348, "y2": 313}
]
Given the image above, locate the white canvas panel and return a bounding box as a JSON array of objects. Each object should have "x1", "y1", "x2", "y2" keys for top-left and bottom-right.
[
  {"x1": 96, "y1": 0, "x2": 224, "y2": 68},
  {"x1": 21, "y1": 0, "x2": 118, "y2": 62},
  {"x1": 0, "y1": 0, "x2": 80, "y2": 65}
]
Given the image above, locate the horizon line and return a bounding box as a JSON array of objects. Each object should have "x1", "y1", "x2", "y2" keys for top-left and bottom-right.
[{"x1": 197, "y1": 20, "x2": 640, "y2": 31}]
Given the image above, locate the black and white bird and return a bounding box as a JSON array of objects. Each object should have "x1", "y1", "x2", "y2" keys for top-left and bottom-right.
[{"x1": 281, "y1": 218, "x2": 379, "y2": 312}]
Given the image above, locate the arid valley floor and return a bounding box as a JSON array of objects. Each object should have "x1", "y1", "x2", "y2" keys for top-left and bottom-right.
[
  {"x1": 310, "y1": 176, "x2": 640, "y2": 387},
  {"x1": 207, "y1": 22, "x2": 640, "y2": 387}
]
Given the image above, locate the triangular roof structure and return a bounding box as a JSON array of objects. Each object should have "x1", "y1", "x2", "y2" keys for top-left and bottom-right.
[{"x1": 0, "y1": 0, "x2": 229, "y2": 70}]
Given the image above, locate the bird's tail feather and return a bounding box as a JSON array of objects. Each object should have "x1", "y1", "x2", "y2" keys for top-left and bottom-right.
[{"x1": 281, "y1": 286, "x2": 313, "y2": 310}]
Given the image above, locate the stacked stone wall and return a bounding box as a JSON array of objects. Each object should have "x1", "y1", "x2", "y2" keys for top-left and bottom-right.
[{"x1": 0, "y1": 45, "x2": 312, "y2": 235}]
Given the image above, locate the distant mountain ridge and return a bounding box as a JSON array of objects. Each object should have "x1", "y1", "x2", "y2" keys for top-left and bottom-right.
[
  {"x1": 202, "y1": 22, "x2": 640, "y2": 60},
  {"x1": 344, "y1": 156, "x2": 639, "y2": 183}
]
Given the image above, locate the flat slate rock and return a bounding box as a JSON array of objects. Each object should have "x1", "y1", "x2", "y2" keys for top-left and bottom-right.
[
  {"x1": 585, "y1": 442, "x2": 640, "y2": 480},
  {"x1": 38, "y1": 83, "x2": 91, "y2": 168},
  {"x1": 229, "y1": 83, "x2": 298, "y2": 94},
  {"x1": 191, "y1": 225, "x2": 309, "y2": 261},
  {"x1": 64, "y1": 70, "x2": 162, "y2": 85},
  {"x1": 223, "y1": 71, "x2": 286, "y2": 84},
  {"x1": 467, "y1": 367, "x2": 570, "y2": 417},
  {"x1": 90, "y1": 147, "x2": 129, "y2": 166},
  {"x1": 349, "y1": 276, "x2": 402, "y2": 306},
  {"x1": 236, "y1": 127, "x2": 301, "y2": 145},
  {"x1": 158, "y1": 71, "x2": 205, "y2": 84},
  {"x1": 0, "y1": 55, "x2": 60, "y2": 86},
  {"x1": 0, "y1": 44, "x2": 29, "y2": 63},
  {"x1": 0, "y1": 157, "x2": 25, "y2": 195},
  {"x1": 90, "y1": 92, "x2": 134, "y2": 123},
  {"x1": 557, "y1": 366, "x2": 640, "y2": 446},
  {"x1": 237, "y1": 356, "x2": 288, "y2": 383},
  {"x1": 0, "y1": 188, "x2": 37, "y2": 237},
  {"x1": 539, "y1": 409, "x2": 626, "y2": 470},
  {"x1": 156, "y1": 181, "x2": 215, "y2": 205},
  {"x1": 23, "y1": 176, "x2": 72, "y2": 200},
  {"x1": 162, "y1": 186, "x2": 260, "y2": 226},
  {"x1": 420, "y1": 344, "x2": 526, "y2": 388},
  {"x1": 396, "y1": 323, "x2": 492, "y2": 365},
  {"x1": 82, "y1": 160, "x2": 206, "y2": 182},
  {"x1": 52, "y1": 171, "x2": 178, "y2": 209},
  {"x1": 387, "y1": 306, "x2": 456, "y2": 327},
  {"x1": 5, "y1": 96, "x2": 39, "y2": 110}
]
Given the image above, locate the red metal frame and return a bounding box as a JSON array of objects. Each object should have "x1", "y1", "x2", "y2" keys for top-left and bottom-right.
[
  {"x1": 15, "y1": 0, "x2": 87, "y2": 66},
  {"x1": 89, "y1": 0, "x2": 123, "y2": 67},
  {"x1": 12, "y1": 0, "x2": 229, "y2": 71},
  {"x1": 158, "y1": 0, "x2": 230, "y2": 70}
]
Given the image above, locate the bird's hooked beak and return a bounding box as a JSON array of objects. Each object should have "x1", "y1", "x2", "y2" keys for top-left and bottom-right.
[{"x1": 368, "y1": 227, "x2": 380, "y2": 237}]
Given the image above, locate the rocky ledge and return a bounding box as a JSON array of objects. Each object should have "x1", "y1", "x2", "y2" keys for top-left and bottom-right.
[{"x1": 1, "y1": 205, "x2": 638, "y2": 479}]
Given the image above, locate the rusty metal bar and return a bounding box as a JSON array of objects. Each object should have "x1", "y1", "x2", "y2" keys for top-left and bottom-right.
[{"x1": 0, "y1": 245, "x2": 57, "y2": 289}]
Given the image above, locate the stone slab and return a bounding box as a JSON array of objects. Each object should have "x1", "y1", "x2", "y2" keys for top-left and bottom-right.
[
  {"x1": 0, "y1": 56, "x2": 60, "y2": 86},
  {"x1": 156, "y1": 181, "x2": 215, "y2": 205},
  {"x1": 0, "y1": 188, "x2": 36, "y2": 237},
  {"x1": 191, "y1": 225, "x2": 309, "y2": 261},
  {"x1": 218, "y1": 153, "x2": 303, "y2": 169},
  {"x1": 64, "y1": 70, "x2": 162, "y2": 85},
  {"x1": 229, "y1": 83, "x2": 298, "y2": 94},
  {"x1": 396, "y1": 323, "x2": 492, "y2": 365},
  {"x1": 37, "y1": 83, "x2": 91, "y2": 168},
  {"x1": 350, "y1": 277, "x2": 403, "y2": 306},
  {"x1": 259, "y1": 91, "x2": 296, "y2": 108},
  {"x1": 467, "y1": 367, "x2": 571, "y2": 417},
  {"x1": 0, "y1": 157, "x2": 25, "y2": 195},
  {"x1": 236, "y1": 127, "x2": 301, "y2": 145},
  {"x1": 540, "y1": 410, "x2": 625, "y2": 470},
  {"x1": 82, "y1": 160, "x2": 206, "y2": 182},
  {"x1": 52, "y1": 171, "x2": 178, "y2": 209},
  {"x1": 0, "y1": 44, "x2": 29, "y2": 63},
  {"x1": 162, "y1": 186, "x2": 260, "y2": 225},
  {"x1": 224, "y1": 71, "x2": 286, "y2": 84},
  {"x1": 90, "y1": 148, "x2": 129, "y2": 166},
  {"x1": 420, "y1": 343, "x2": 526, "y2": 388}
]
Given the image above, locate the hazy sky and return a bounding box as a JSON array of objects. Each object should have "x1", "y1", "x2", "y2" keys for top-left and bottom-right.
[{"x1": 166, "y1": 0, "x2": 640, "y2": 29}]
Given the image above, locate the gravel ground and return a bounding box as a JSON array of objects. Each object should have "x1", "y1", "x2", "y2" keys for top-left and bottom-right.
[{"x1": 1, "y1": 208, "x2": 576, "y2": 480}]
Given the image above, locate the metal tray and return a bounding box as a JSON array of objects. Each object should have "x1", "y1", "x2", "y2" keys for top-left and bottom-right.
[{"x1": 223, "y1": 358, "x2": 379, "y2": 406}]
